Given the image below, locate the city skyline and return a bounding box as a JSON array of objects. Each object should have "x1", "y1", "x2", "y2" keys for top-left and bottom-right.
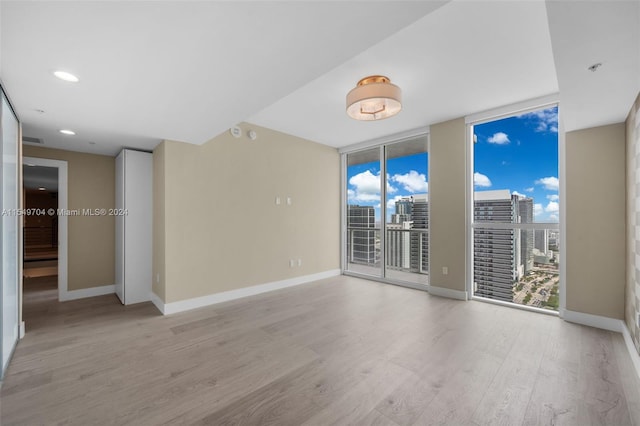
[{"x1": 347, "y1": 106, "x2": 559, "y2": 223}]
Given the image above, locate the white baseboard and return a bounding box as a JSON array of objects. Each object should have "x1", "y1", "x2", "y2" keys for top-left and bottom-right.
[
  {"x1": 563, "y1": 309, "x2": 624, "y2": 333},
  {"x1": 155, "y1": 269, "x2": 341, "y2": 315},
  {"x1": 59, "y1": 285, "x2": 115, "y2": 302},
  {"x1": 19, "y1": 321, "x2": 25, "y2": 339},
  {"x1": 621, "y1": 323, "x2": 640, "y2": 380},
  {"x1": 428, "y1": 285, "x2": 468, "y2": 301},
  {"x1": 150, "y1": 291, "x2": 165, "y2": 315}
]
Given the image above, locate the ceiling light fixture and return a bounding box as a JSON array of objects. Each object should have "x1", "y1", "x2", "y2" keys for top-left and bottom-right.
[
  {"x1": 346, "y1": 75, "x2": 402, "y2": 121},
  {"x1": 54, "y1": 71, "x2": 79, "y2": 82},
  {"x1": 59, "y1": 129, "x2": 76, "y2": 135},
  {"x1": 38, "y1": 187, "x2": 46, "y2": 191}
]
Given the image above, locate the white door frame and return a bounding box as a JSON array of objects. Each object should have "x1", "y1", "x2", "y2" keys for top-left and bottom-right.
[{"x1": 23, "y1": 157, "x2": 68, "y2": 303}]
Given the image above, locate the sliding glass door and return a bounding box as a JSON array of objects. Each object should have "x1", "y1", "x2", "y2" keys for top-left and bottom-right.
[
  {"x1": 345, "y1": 148, "x2": 382, "y2": 277},
  {"x1": 344, "y1": 135, "x2": 429, "y2": 286}
]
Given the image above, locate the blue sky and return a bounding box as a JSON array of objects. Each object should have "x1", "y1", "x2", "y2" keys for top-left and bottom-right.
[
  {"x1": 347, "y1": 106, "x2": 559, "y2": 223},
  {"x1": 474, "y1": 106, "x2": 559, "y2": 222}
]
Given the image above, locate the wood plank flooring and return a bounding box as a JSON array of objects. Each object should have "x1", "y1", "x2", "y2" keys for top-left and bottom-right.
[{"x1": 1, "y1": 275, "x2": 639, "y2": 425}]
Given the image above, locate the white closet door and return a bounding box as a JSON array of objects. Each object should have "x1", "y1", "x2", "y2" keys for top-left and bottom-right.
[
  {"x1": 123, "y1": 150, "x2": 152, "y2": 304},
  {"x1": 114, "y1": 151, "x2": 125, "y2": 304}
]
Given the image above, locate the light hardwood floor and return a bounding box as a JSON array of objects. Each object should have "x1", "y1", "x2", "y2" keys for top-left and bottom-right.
[{"x1": 1, "y1": 275, "x2": 639, "y2": 425}]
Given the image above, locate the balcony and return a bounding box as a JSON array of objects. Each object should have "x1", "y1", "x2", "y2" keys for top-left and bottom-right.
[{"x1": 346, "y1": 227, "x2": 428, "y2": 285}]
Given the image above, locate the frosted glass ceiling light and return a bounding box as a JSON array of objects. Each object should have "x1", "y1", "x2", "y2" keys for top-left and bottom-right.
[{"x1": 346, "y1": 75, "x2": 401, "y2": 121}]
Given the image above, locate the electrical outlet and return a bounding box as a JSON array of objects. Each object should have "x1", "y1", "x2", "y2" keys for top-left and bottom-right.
[
  {"x1": 442, "y1": 266, "x2": 448, "y2": 275},
  {"x1": 289, "y1": 259, "x2": 295, "y2": 268},
  {"x1": 275, "y1": 197, "x2": 281, "y2": 205},
  {"x1": 297, "y1": 259, "x2": 302, "y2": 267},
  {"x1": 156, "y1": 273, "x2": 160, "y2": 283},
  {"x1": 286, "y1": 197, "x2": 292, "y2": 205}
]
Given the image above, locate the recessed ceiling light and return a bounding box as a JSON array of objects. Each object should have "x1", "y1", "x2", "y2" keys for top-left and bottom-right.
[
  {"x1": 38, "y1": 187, "x2": 46, "y2": 191},
  {"x1": 35, "y1": 109, "x2": 45, "y2": 114},
  {"x1": 59, "y1": 129, "x2": 76, "y2": 135},
  {"x1": 53, "y1": 71, "x2": 79, "y2": 82}
]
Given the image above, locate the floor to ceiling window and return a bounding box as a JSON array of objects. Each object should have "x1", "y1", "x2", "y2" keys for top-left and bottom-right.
[
  {"x1": 1, "y1": 84, "x2": 21, "y2": 379},
  {"x1": 469, "y1": 103, "x2": 560, "y2": 311},
  {"x1": 343, "y1": 134, "x2": 429, "y2": 287}
]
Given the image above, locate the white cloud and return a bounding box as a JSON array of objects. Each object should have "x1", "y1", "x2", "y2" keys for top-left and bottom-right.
[
  {"x1": 519, "y1": 107, "x2": 558, "y2": 133},
  {"x1": 349, "y1": 170, "x2": 379, "y2": 194},
  {"x1": 545, "y1": 201, "x2": 559, "y2": 213},
  {"x1": 391, "y1": 170, "x2": 428, "y2": 193},
  {"x1": 512, "y1": 191, "x2": 526, "y2": 198},
  {"x1": 348, "y1": 170, "x2": 397, "y2": 202},
  {"x1": 487, "y1": 132, "x2": 510, "y2": 145},
  {"x1": 546, "y1": 194, "x2": 559, "y2": 201},
  {"x1": 534, "y1": 203, "x2": 543, "y2": 217},
  {"x1": 525, "y1": 187, "x2": 534, "y2": 193},
  {"x1": 548, "y1": 214, "x2": 559, "y2": 222},
  {"x1": 474, "y1": 172, "x2": 492, "y2": 187},
  {"x1": 349, "y1": 170, "x2": 383, "y2": 202},
  {"x1": 349, "y1": 192, "x2": 379, "y2": 202},
  {"x1": 535, "y1": 176, "x2": 559, "y2": 191}
]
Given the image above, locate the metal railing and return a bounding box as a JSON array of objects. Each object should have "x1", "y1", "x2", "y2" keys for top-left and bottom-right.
[{"x1": 346, "y1": 227, "x2": 429, "y2": 275}]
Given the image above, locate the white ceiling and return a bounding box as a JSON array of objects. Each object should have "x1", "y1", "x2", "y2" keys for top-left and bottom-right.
[
  {"x1": 250, "y1": 0, "x2": 559, "y2": 147},
  {"x1": 547, "y1": 0, "x2": 640, "y2": 132},
  {"x1": 1, "y1": 1, "x2": 639, "y2": 156}
]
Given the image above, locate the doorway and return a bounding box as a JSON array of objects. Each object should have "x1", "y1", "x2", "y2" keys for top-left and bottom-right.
[
  {"x1": 21, "y1": 157, "x2": 68, "y2": 307},
  {"x1": 22, "y1": 164, "x2": 59, "y2": 303}
]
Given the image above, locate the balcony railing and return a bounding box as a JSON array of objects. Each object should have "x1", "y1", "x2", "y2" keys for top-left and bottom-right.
[{"x1": 346, "y1": 227, "x2": 429, "y2": 285}]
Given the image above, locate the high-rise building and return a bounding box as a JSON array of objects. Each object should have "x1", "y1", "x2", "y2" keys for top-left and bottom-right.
[
  {"x1": 347, "y1": 205, "x2": 376, "y2": 264},
  {"x1": 518, "y1": 197, "x2": 534, "y2": 274},
  {"x1": 473, "y1": 190, "x2": 522, "y2": 302},
  {"x1": 385, "y1": 194, "x2": 428, "y2": 274},
  {"x1": 535, "y1": 229, "x2": 549, "y2": 255},
  {"x1": 412, "y1": 194, "x2": 429, "y2": 273},
  {"x1": 395, "y1": 198, "x2": 413, "y2": 216}
]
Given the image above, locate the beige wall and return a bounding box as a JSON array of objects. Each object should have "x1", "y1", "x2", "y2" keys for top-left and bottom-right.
[
  {"x1": 566, "y1": 123, "x2": 626, "y2": 319},
  {"x1": 23, "y1": 145, "x2": 115, "y2": 291},
  {"x1": 152, "y1": 142, "x2": 166, "y2": 301},
  {"x1": 625, "y1": 92, "x2": 640, "y2": 355},
  {"x1": 429, "y1": 117, "x2": 467, "y2": 293},
  {"x1": 154, "y1": 123, "x2": 340, "y2": 303}
]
